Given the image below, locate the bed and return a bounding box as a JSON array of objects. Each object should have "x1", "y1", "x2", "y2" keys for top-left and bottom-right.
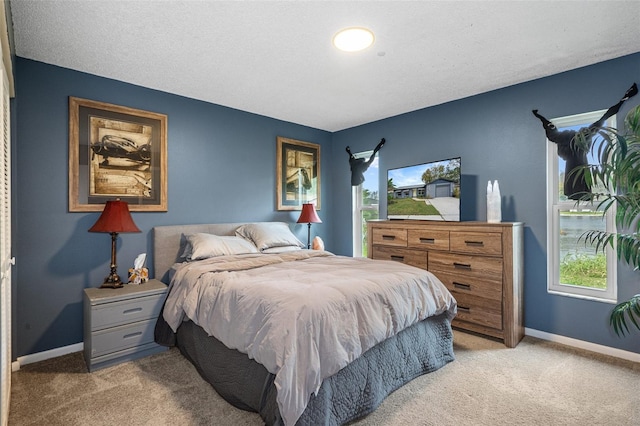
[{"x1": 153, "y1": 222, "x2": 457, "y2": 425}]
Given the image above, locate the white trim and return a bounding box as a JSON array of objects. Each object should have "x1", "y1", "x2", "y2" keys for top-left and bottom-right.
[
  {"x1": 547, "y1": 288, "x2": 616, "y2": 304},
  {"x1": 351, "y1": 149, "x2": 377, "y2": 258},
  {"x1": 12, "y1": 331, "x2": 639, "y2": 374},
  {"x1": 352, "y1": 184, "x2": 363, "y2": 257},
  {"x1": 12, "y1": 342, "x2": 83, "y2": 371},
  {"x1": 0, "y1": 38, "x2": 10, "y2": 426},
  {"x1": 0, "y1": 3, "x2": 14, "y2": 97},
  {"x1": 550, "y1": 110, "x2": 606, "y2": 128},
  {"x1": 525, "y1": 328, "x2": 640, "y2": 363},
  {"x1": 546, "y1": 109, "x2": 617, "y2": 302}
]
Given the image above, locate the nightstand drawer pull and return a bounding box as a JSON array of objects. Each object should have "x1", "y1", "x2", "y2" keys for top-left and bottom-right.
[
  {"x1": 390, "y1": 255, "x2": 405, "y2": 262},
  {"x1": 123, "y1": 307, "x2": 143, "y2": 315},
  {"x1": 453, "y1": 282, "x2": 471, "y2": 290},
  {"x1": 453, "y1": 262, "x2": 472, "y2": 270},
  {"x1": 458, "y1": 306, "x2": 471, "y2": 313},
  {"x1": 382, "y1": 235, "x2": 396, "y2": 240},
  {"x1": 123, "y1": 331, "x2": 143, "y2": 339},
  {"x1": 419, "y1": 238, "x2": 435, "y2": 244},
  {"x1": 464, "y1": 240, "x2": 484, "y2": 247}
]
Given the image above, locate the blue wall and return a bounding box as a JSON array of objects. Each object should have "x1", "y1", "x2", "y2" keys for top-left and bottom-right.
[
  {"x1": 15, "y1": 53, "x2": 640, "y2": 358},
  {"x1": 329, "y1": 52, "x2": 640, "y2": 354},
  {"x1": 15, "y1": 57, "x2": 331, "y2": 357}
]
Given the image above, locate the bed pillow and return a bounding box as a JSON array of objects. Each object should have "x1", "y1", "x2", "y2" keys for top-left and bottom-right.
[
  {"x1": 261, "y1": 245, "x2": 302, "y2": 254},
  {"x1": 235, "y1": 222, "x2": 304, "y2": 251},
  {"x1": 182, "y1": 233, "x2": 258, "y2": 261}
]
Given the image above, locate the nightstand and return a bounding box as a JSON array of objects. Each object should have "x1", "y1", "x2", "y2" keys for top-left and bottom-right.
[{"x1": 83, "y1": 279, "x2": 168, "y2": 372}]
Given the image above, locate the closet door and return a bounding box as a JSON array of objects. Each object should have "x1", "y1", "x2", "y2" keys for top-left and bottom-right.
[{"x1": 0, "y1": 45, "x2": 11, "y2": 426}]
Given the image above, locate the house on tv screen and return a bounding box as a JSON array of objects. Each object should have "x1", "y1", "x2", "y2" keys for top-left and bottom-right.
[{"x1": 391, "y1": 178, "x2": 457, "y2": 199}]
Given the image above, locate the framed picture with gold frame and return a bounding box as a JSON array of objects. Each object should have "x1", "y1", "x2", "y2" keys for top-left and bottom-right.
[
  {"x1": 276, "y1": 136, "x2": 321, "y2": 210},
  {"x1": 68, "y1": 97, "x2": 168, "y2": 212}
]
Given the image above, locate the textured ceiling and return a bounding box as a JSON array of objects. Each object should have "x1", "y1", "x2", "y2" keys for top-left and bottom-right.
[{"x1": 10, "y1": 1, "x2": 640, "y2": 131}]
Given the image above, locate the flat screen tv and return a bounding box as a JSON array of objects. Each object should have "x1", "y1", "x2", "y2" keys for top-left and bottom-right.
[{"x1": 387, "y1": 157, "x2": 460, "y2": 221}]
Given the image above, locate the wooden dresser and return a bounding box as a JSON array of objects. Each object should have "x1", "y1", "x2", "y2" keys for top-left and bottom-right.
[{"x1": 367, "y1": 220, "x2": 524, "y2": 347}]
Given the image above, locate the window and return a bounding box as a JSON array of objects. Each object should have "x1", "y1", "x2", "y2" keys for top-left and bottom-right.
[
  {"x1": 547, "y1": 110, "x2": 617, "y2": 302},
  {"x1": 352, "y1": 151, "x2": 379, "y2": 257}
]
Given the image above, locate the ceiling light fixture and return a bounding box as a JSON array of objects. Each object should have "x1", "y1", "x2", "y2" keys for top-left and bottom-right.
[{"x1": 333, "y1": 27, "x2": 374, "y2": 52}]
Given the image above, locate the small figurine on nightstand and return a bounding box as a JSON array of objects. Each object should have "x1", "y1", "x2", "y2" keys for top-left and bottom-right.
[
  {"x1": 312, "y1": 236, "x2": 325, "y2": 251},
  {"x1": 128, "y1": 253, "x2": 149, "y2": 285}
]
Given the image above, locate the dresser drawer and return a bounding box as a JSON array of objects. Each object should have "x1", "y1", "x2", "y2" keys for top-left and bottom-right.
[
  {"x1": 429, "y1": 252, "x2": 502, "y2": 280},
  {"x1": 453, "y1": 293, "x2": 502, "y2": 330},
  {"x1": 407, "y1": 229, "x2": 449, "y2": 251},
  {"x1": 372, "y1": 228, "x2": 407, "y2": 247},
  {"x1": 91, "y1": 294, "x2": 165, "y2": 331},
  {"x1": 91, "y1": 319, "x2": 157, "y2": 358},
  {"x1": 433, "y1": 271, "x2": 502, "y2": 301},
  {"x1": 450, "y1": 231, "x2": 502, "y2": 256},
  {"x1": 372, "y1": 245, "x2": 427, "y2": 269}
]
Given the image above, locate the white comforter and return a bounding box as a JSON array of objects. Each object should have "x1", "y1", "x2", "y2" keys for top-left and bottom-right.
[{"x1": 163, "y1": 250, "x2": 457, "y2": 426}]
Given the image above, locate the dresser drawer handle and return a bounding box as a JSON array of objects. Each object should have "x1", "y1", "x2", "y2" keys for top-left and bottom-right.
[
  {"x1": 464, "y1": 240, "x2": 484, "y2": 247},
  {"x1": 453, "y1": 262, "x2": 472, "y2": 270},
  {"x1": 390, "y1": 255, "x2": 405, "y2": 262},
  {"x1": 419, "y1": 238, "x2": 435, "y2": 244},
  {"x1": 123, "y1": 307, "x2": 143, "y2": 315},
  {"x1": 382, "y1": 235, "x2": 396, "y2": 241},
  {"x1": 453, "y1": 282, "x2": 471, "y2": 290},
  {"x1": 123, "y1": 331, "x2": 143, "y2": 339},
  {"x1": 458, "y1": 306, "x2": 471, "y2": 313}
]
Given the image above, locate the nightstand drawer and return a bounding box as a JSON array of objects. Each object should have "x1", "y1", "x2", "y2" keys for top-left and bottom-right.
[
  {"x1": 91, "y1": 294, "x2": 165, "y2": 331},
  {"x1": 450, "y1": 231, "x2": 502, "y2": 256},
  {"x1": 91, "y1": 318, "x2": 157, "y2": 358}
]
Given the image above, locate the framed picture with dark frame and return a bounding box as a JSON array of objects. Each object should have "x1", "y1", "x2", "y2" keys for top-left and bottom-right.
[
  {"x1": 68, "y1": 97, "x2": 168, "y2": 212},
  {"x1": 276, "y1": 136, "x2": 321, "y2": 211}
]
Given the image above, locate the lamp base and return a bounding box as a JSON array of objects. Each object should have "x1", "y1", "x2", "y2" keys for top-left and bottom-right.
[
  {"x1": 100, "y1": 234, "x2": 124, "y2": 289},
  {"x1": 100, "y1": 272, "x2": 124, "y2": 289}
]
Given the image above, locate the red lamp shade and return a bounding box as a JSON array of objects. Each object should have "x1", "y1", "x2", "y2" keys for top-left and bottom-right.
[
  {"x1": 297, "y1": 203, "x2": 322, "y2": 225},
  {"x1": 89, "y1": 200, "x2": 140, "y2": 288},
  {"x1": 297, "y1": 203, "x2": 321, "y2": 249},
  {"x1": 89, "y1": 200, "x2": 141, "y2": 233}
]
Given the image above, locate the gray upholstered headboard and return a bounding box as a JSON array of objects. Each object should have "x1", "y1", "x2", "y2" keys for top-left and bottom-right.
[{"x1": 152, "y1": 222, "x2": 271, "y2": 283}]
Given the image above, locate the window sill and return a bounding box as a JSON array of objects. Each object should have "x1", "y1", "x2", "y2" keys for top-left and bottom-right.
[{"x1": 548, "y1": 288, "x2": 617, "y2": 304}]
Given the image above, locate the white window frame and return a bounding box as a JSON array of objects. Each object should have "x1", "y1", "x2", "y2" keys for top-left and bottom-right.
[
  {"x1": 352, "y1": 150, "x2": 378, "y2": 257},
  {"x1": 546, "y1": 110, "x2": 617, "y2": 302}
]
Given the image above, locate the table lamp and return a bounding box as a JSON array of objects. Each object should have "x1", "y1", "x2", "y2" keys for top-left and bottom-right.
[
  {"x1": 297, "y1": 203, "x2": 321, "y2": 249},
  {"x1": 89, "y1": 199, "x2": 141, "y2": 288}
]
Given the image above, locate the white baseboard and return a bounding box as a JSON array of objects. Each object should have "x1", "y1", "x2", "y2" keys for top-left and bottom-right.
[
  {"x1": 10, "y1": 330, "x2": 639, "y2": 372},
  {"x1": 12, "y1": 342, "x2": 83, "y2": 372},
  {"x1": 525, "y1": 328, "x2": 640, "y2": 363}
]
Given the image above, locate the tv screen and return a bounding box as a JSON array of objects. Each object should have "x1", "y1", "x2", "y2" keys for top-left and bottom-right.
[{"x1": 387, "y1": 157, "x2": 460, "y2": 221}]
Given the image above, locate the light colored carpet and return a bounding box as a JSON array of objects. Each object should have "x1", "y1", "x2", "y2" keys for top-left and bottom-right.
[{"x1": 9, "y1": 331, "x2": 640, "y2": 425}]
